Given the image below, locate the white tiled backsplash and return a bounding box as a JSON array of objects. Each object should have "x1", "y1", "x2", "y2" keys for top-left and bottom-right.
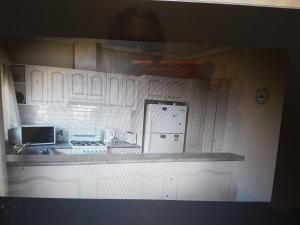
[{"x1": 18, "y1": 104, "x2": 132, "y2": 142}]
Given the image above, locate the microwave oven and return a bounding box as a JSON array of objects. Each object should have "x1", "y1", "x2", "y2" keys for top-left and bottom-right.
[{"x1": 8, "y1": 124, "x2": 56, "y2": 145}]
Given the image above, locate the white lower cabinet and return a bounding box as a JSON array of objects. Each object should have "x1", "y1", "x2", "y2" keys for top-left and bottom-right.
[
  {"x1": 95, "y1": 172, "x2": 164, "y2": 199},
  {"x1": 7, "y1": 162, "x2": 234, "y2": 201},
  {"x1": 176, "y1": 171, "x2": 232, "y2": 201},
  {"x1": 163, "y1": 176, "x2": 177, "y2": 200},
  {"x1": 8, "y1": 166, "x2": 81, "y2": 198}
]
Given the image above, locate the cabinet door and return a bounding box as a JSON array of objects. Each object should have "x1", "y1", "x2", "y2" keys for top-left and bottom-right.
[
  {"x1": 166, "y1": 79, "x2": 186, "y2": 100},
  {"x1": 7, "y1": 166, "x2": 80, "y2": 198},
  {"x1": 212, "y1": 79, "x2": 230, "y2": 152},
  {"x1": 202, "y1": 80, "x2": 220, "y2": 152},
  {"x1": 123, "y1": 76, "x2": 137, "y2": 109},
  {"x1": 146, "y1": 76, "x2": 186, "y2": 101},
  {"x1": 87, "y1": 71, "x2": 106, "y2": 102},
  {"x1": 186, "y1": 81, "x2": 208, "y2": 152},
  {"x1": 176, "y1": 171, "x2": 232, "y2": 201},
  {"x1": 47, "y1": 67, "x2": 68, "y2": 104},
  {"x1": 26, "y1": 65, "x2": 48, "y2": 104},
  {"x1": 96, "y1": 172, "x2": 163, "y2": 199},
  {"x1": 69, "y1": 69, "x2": 88, "y2": 98},
  {"x1": 202, "y1": 79, "x2": 230, "y2": 153},
  {"x1": 147, "y1": 77, "x2": 165, "y2": 100},
  {"x1": 106, "y1": 73, "x2": 123, "y2": 106}
]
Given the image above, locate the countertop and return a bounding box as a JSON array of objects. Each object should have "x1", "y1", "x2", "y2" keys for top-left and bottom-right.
[
  {"x1": 104, "y1": 142, "x2": 141, "y2": 148},
  {"x1": 7, "y1": 142, "x2": 141, "y2": 152},
  {"x1": 6, "y1": 152, "x2": 245, "y2": 166},
  {"x1": 51, "y1": 142, "x2": 141, "y2": 149}
]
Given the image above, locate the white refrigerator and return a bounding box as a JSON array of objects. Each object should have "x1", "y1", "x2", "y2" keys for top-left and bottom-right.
[{"x1": 143, "y1": 104, "x2": 188, "y2": 153}]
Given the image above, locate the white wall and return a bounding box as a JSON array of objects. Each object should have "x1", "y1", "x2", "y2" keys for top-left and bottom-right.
[
  {"x1": 18, "y1": 104, "x2": 132, "y2": 142},
  {"x1": 203, "y1": 48, "x2": 286, "y2": 201},
  {"x1": 0, "y1": 46, "x2": 10, "y2": 196},
  {"x1": 3, "y1": 39, "x2": 74, "y2": 68}
]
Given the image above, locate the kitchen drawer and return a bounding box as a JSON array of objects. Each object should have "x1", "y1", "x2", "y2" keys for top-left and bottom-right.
[{"x1": 108, "y1": 147, "x2": 142, "y2": 154}]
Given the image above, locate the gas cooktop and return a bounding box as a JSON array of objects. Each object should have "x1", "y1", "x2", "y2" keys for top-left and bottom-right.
[{"x1": 70, "y1": 140, "x2": 105, "y2": 147}]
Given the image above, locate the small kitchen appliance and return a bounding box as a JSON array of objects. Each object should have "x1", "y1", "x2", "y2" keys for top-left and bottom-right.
[
  {"x1": 103, "y1": 128, "x2": 115, "y2": 143},
  {"x1": 124, "y1": 132, "x2": 137, "y2": 145},
  {"x1": 8, "y1": 124, "x2": 56, "y2": 145}
]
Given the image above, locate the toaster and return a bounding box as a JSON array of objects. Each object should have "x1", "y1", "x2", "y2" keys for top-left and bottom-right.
[{"x1": 124, "y1": 132, "x2": 137, "y2": 145}]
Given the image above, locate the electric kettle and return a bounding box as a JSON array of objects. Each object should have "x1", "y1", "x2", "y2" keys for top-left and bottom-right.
[{"x1": 104, "y1": 128, "x2": 115, "y2": 143}]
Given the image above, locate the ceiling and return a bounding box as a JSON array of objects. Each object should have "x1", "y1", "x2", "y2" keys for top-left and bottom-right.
[{"x1": 0, "y1": 0, "x2": 299, "y2": 48}]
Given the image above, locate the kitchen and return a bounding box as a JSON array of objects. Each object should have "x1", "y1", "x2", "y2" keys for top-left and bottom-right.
[{"x1": 0, "y1": 38, "x2": 285, "y2": 201}]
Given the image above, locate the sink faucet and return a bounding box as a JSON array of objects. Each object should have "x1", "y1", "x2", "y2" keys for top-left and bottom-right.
[{"x1": 14, "y1": 142, "x2": 31, "y2": 154}]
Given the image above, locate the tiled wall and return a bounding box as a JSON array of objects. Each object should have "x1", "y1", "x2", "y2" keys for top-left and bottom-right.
[{"x1": 18, "y1": 104, "x2": 132, "y2": 142}]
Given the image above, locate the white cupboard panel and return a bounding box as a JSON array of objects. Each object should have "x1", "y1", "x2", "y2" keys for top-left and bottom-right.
[
  {"x1": 8, "y1": 166, "x2": 81, "y2": 198},
  {"x1": 69, "y1": 69, "x2": 88, "y2": 98},
  {"x1": 96, "y1": 173, "x2": 163, "y2": 199},
  {"x1": 124, "y1": 78, "x2": 137, "y2": 108},
  {"x1": 107, "y1": 73, "x2": 122, "y2": 106},
  {"x1": 188, "y1": 81, "x2": 208, "y2": 150},
  {"x1": 212, "y1": 79, "x2": 230, "y2": 152},
  {"x1": 167, "y1": 80, "x2": 185, "y2": 99},
  {"x1": 176, "y1": 171, "x2": 232, "y2": 201},
  {"x1": 202, "y1": 80, "x2": 220, "y2": 152},
  {"x1": 148, "y1": 79, "x2": 164, "y2": 98},
  {"x1": 146, "y1": 76, "x2": 186, "y2": 101},
  {"x1": 9, "y1": 177, "x2": 79, "y2": 198},
  {"x1": 163, "y1": 176, "x2": 177, "y2": 200},
  {"x1": 106, "y1": 73, "x2": 137, "y2": 109},
  {"x1": 88, "y1": 71, "x2": 106, "y2": 102},
  {"x1": 26, "y1": 65, "x2": 48, "y2": 104},
  {"x1": 47, "y1": 67, "x2": 68, "y2": 104}
]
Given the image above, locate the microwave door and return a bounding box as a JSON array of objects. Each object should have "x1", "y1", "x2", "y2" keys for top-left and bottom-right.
[{"x1": 22, "y1": 126, "x2": 55, "y2": 145}]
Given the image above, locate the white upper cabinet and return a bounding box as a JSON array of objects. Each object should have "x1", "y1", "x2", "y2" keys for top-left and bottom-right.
[
  {"x1": 68, "y1": 70, "x2": 107, "y2": 103},
  {"x1": 68, "y1": 69, "x2": 88, "y2": 99},
  {"x1": 26, "y1": 65, "x2": 48, "y2": 104},
  {"x1": 148, "y1": 78, "x2": 164, "y2": 99},
  {"x1": 87, "y1": 71, "x2": 106, "y2": 103},
  {"x1": 106, "y1": 73, "x2": 137, "y2": 110},
  {"x1": 145, "y1": 75, "x2": 186, "y2": 101},
  {"x1": 166, "y1": 79, "x2": 186, "y2": 100},
  {"x1": 123, "y1": 75, "x2": 137, "y2": 110},
  {"x1": 107, "y1": 73, "x2": 123, "y2": 107},
  {"x1": 47, "y1": 67, "x2": 68, "y2": 105}
]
